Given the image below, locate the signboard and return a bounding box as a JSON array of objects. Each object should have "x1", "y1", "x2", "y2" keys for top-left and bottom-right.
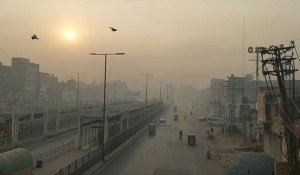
[{"x1": 275, "y1": 161, "x2": 289, "y2": 175}]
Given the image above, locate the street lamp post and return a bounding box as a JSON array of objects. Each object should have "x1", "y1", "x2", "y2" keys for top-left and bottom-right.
[
  {"x1": 70, "y1": 72, "x2": 85, "y2": 148},
  {"x1": 89, "y1": 52, "x2": 125, "y2": 162},
  {"x1": 140, "y1": 74, "x2": 153, "y2": 117},
  {"x1": 140, "y1": 74, "x2": 153, "y2": 106},
  {"x1": 156, "y1": 80, "x2": 166, "y2": 102}
]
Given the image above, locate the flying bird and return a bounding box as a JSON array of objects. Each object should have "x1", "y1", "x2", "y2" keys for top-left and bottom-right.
[
  {"x1": 109, "y1": 27, "x2": 117, "y2": 32},
  {"x1": 31, "y1": 34, "x2": 39, "y2": 40}
]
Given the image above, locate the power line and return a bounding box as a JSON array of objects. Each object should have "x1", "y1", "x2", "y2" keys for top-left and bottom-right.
[{"x1": 257, "y1": 41, "x2": 299, "y2": 175}]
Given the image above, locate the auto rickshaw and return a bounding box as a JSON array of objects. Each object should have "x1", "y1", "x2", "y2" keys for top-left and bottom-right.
[
  {"x1": 174, "y1": 113, "x2": 179, "y2": 121},
  {"x1": 148, "y1": 123, "x2": 156, "y2": 136},
  {"x1": 188, "y1": 133, "x2": 196, "y2": 145}
]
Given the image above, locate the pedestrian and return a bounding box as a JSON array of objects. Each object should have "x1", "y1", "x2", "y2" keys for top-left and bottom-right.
[
  {"x1": 206, "y1": 130, "x2": 210, "y2": 135},
  {"x1": 210, "y1": 126, "x2": 214, "y2": 134}
]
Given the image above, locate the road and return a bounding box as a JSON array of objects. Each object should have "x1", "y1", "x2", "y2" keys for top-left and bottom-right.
[
  {"x1": 25, "y1": 129, "x2": 77, "y2": 156},
  {"x1": 95, "y1": 108, "x2": 223, "y2": 175}
]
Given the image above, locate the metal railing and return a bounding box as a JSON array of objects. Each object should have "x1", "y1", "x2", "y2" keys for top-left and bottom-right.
[
  {"x1": 53, "y1": 148, "x2": 102, "y2": 175},
  {"x1": 33, "y1": 139, "x2": 77, "y2": 167},
  {"x1": 0, "y1": 138, "x2": 12, "y2": 145},
  {"x1": 52, "y1": 102, "x2": 164, "y2": 175},
  {"x1": 53, "y1": 108, "x2": 163, "y2": 175}
]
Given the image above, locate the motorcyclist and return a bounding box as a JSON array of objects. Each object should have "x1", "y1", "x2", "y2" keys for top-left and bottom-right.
[
  {"x1": 206, "y1": 146, "x2": 211, "y2": 159},
  {"x1": 179, "y1": 130, "x2": 183, "y2": 140}
]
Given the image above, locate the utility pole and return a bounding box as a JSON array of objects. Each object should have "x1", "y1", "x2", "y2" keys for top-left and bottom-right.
[
  {"x1": 114, "y1": 80, "x2": 117, "y2": 102},
  {"x1": 140, "y1": 74, "x2": 153, "y2": 116},
  {"x1": 166, "y1": 83, "x2": 170, "y2": 99},
  {"x1": 127, "y1": 81, "x2": 136, "y2": 103},
  {"x1": 241, "y1": 17, "x2": 246, "y2": 144},
  {"x1": 156, "y1": 80, "x2": 167, "y2": 102},
  {"x1": 257, "y1": 41, "x2": 299, "y2": 175},
  {"x1": 132, "y1": 82, "x2": 135, "y2": 102},
  {"x1": 229, "y1": 75, "x2": 236, "y2": 134},
  {"x1": 71, "y1": 72, "x2": 86, "y2": 147},
  {"x1": 225, "y1": 75, "x2": 244, "y2": 133}
]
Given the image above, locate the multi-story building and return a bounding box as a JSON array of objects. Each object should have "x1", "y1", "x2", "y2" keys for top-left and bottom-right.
[
  {"x1": 210, "y1": 78, "x2": 224, "y2": 104},
  {"x1": 0, "y1": 62, "x2": 12, "y2": 105},
  {"x1": 47, "y1": 75, "x2": 62, "y2": 104},
  {"x1": 11, "y1": 57, "x2": 40, "y2": 103},
  {"x1": 105, "y1": 80, "x2": 131, "y2": 102},
  {"x1": 39, "y1": 72, "x2": 50, "y2": 102}
]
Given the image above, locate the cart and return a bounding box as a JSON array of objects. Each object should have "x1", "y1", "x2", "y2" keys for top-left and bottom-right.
[
  {"x1": 148, "y1": 123, "x2": 156, "y2": 136},
  {"x1": 174, "y1": 113, "x2": 179, "y2": 121},
  {"x1": 188, "y1": 134, "x2": 196, "y2": 145}
]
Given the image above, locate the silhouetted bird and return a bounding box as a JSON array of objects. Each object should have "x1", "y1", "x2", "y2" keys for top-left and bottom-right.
[
  {"x1": 31, "y1": 34, "x2": 39, "y2": 40},
  {"x1": 109, "y1": 27, "x2": 117, "y2": 32}
]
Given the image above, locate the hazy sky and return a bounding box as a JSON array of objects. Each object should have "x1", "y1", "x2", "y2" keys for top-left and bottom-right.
[{"x1": 0, "y1": 0, "x2": 300, "y2": 90}]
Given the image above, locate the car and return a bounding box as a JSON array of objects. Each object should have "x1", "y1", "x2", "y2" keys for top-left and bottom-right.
[
  {"x1": 207, "y1": 117, "x2": 225, "y2": 126},
  {"x1": 159, "y1": 116, "x2": 167, "y2": 123},
  {"x1": 198, "y1": 116, "x2": 208, "y2": 122}
]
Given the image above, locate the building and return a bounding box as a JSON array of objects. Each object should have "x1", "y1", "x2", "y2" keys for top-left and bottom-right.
[
  {"x1": 0, "y1": 62, "x2": 12, "y2": 105},
  {"x1": 47, "y1": 74, "x2": 62, "y2": 104},
  {"x1": 11, "y1": 58, "x2": 40, "y2": 103},
  {"x1": 39, "y1": 72, "x2": 50, "y2": 102},
  {"x1": 257, "y1": 87, "x2": 287, "y2": 162},
  {"x1": 61, "y1": 80, "x2": 76, "y2": 104},
  {"x1": 105, "y1": 80, "x2": 131, "y2": 102},
  {"x1": 210, "y1": 78, "x2": 224, "y2": 104}
]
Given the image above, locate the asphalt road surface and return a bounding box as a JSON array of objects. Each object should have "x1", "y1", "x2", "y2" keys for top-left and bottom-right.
[
  {"x1": 25, "y1": 129, "x2": 77, "y2": 156},
  {"x1": 95, "y1": 109, "x2": 223, "y2": 175}
]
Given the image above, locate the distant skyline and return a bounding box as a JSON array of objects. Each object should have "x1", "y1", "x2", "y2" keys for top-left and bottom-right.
[{"x1": 1, "y1": 0, "x2": 300, "y2": 90}]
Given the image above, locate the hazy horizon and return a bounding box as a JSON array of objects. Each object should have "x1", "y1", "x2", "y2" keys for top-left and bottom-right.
[{"x1": 1, "y1": 0, "x2": 300, "y2": 90}]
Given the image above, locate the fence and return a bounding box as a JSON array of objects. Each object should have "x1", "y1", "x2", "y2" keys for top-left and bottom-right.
[
  {"x1": 53, "y1": 103, "x2": 164, "y2": 175},
  {"x1": 33, "y1": 139, "x2": 77, "y2": 167},
  {"x1": 53, "y1": 147, "x2": 102, "y2": 175}
]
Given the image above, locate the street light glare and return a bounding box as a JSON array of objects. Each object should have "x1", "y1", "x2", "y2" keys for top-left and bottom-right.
[{"x1": 89, "y1": 52, "x2": 125, "y2": 56}]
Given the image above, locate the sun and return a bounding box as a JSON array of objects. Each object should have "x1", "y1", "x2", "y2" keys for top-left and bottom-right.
[{"x1": 62, "y1": 30, "x2": 76, "y2": 41}]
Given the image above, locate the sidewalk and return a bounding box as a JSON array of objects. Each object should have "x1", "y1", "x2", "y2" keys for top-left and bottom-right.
[
  {"x1": 212, "y1": 134, "x2": 243, "y2": 168},
  {"x1": 33, "y1": 148, "x2": 91, "y2": 175}
]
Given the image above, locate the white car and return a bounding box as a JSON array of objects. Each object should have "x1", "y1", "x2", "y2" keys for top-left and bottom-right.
[
  {"x1": 159, "y1": 116, "x2": 167, "y2": 123},
  {"x1": 198, "y1": 116, "x2": 208, "y2": 122}
]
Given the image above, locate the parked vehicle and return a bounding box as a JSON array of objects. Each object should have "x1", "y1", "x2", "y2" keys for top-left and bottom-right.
[
  {"x1": 207, "y1": 117, "x2": 225, "y2": 126},
  {"x1": 188, "y1": 133, "x2": 196, "y2": 145},
  {"x1": 159, "y1": 116, "x2": 167, "y2": 123},
  {"x1": 174, "y1": 113, "x2": 179, "y2": 121},
  {"x1": 197, "y1": 116, "x2": 208, "y2": 122}
]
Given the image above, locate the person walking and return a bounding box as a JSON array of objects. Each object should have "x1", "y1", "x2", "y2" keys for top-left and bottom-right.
[{"x1": 210, "y1": 126, "x2": 214, "y2": 135}]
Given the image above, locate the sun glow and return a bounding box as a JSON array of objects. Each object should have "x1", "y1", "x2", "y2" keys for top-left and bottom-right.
[{"x1": 62, "y1": 30, "x2": 76, "y2": 41}]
